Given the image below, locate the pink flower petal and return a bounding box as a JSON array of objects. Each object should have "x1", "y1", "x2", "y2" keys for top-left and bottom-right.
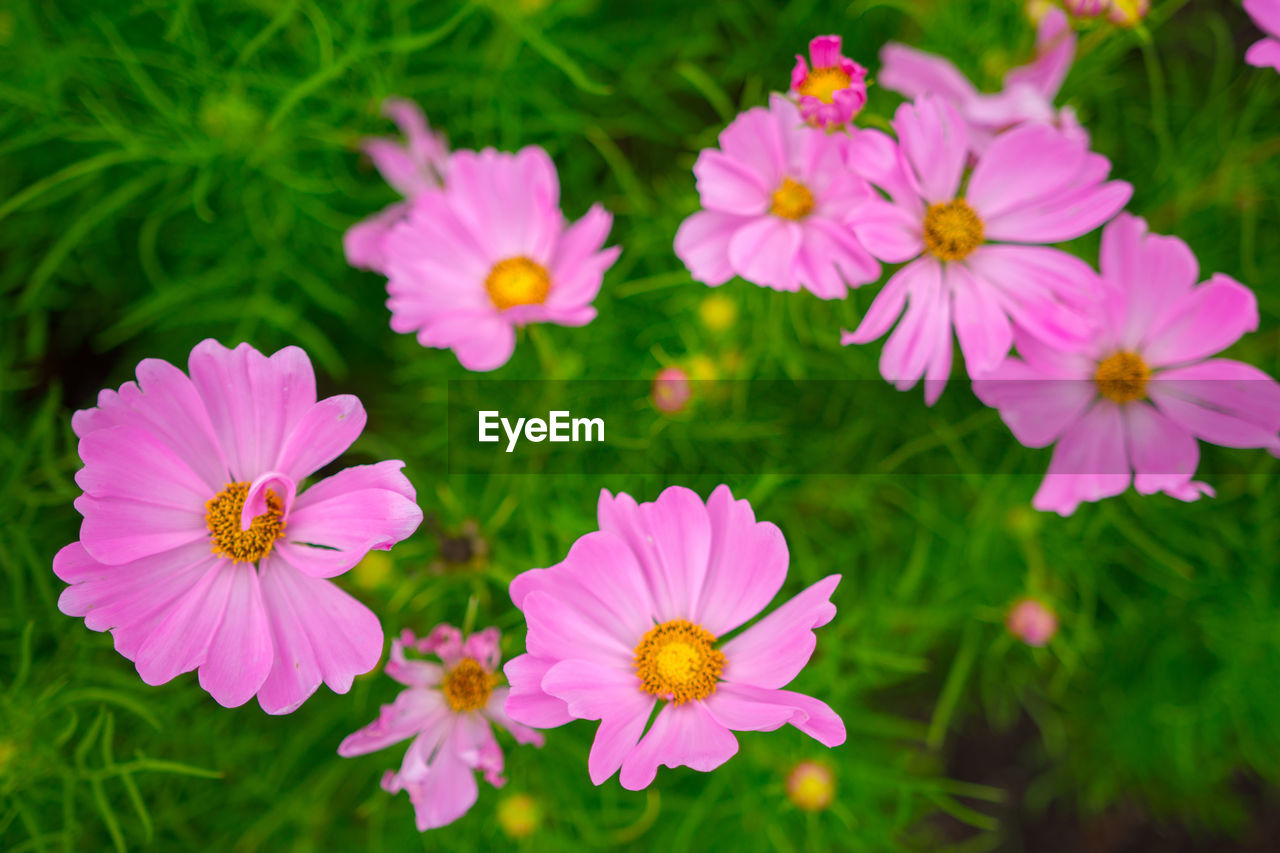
[
  {"x1": 502, "y1": 654, "x2": 574, "y2": 728},
  {"x1": 892, "y1": 96, "x2": 968, "y2": 204},
  {"x1": 691, "y1": 484, "x2": 789, "y2": 636},
  {"x1": 400, "y1": 723, "x2": 480, "y2": 830},
  {"x1": 75, "y1": 422, "x2": 212, "y2": 512},
  {"x1": 1246, "y1": 37, "x2": 1280, "y2": 70},
  {"x1": 187, "y1": 340, "x2": 318, "y2": 483},
  {"x1": 966, "y1": 124, "x2": 1085, "y2": 223},
  {"x1": 1032, "y1": 401, "x2": 1132, "y2": 516},
  {"x1": 133, "y1": 561, "x2": 234, "y2": 687},
  {"x1": 274, "y1": 395, "x2": 366, "y2": 484},
  {"x1": 948, "y1": 262, "x2": 1013, "y2": 377},
  {"x1": 1124, "y1": 401, "x2": 1201, "y2": 497},
  {"x1": 197, "y1": 561, "x2": 274, "y2": 707},
  {"x1": 547, "y1": 205, "x2": 619, "y2": 308},
  {"x1": 972, "y1": 358, "x2": 1096, "y2": 449},
  {"x1": 1245, "y1": 0, "x2": 1280, "y2": 38},
  {"x1": 1098, "y1": 215, "x2": 1200, "y2": 351},
  {"x1": 878, "y1": 43, "x2": 979, "y2": 107},
  {"x1": 1151, "y1": 359, "x2": 1280, "y2": 448},
  {"x1": 1004, "y1": 8, "x2": 1075, "y2": 97},
  {"x1": 716, "y1": 104, "x2": 788, "y2": 192},
  {"x1": 1141, "y1": 274, "x2": 1259, "y2": 367},
  {"x1": 693, "y1": 149, "x2": 769, "y2": 215},
  {"x1": 338, "y1": 689, "x2": 446, "y2": 757},
  {"x1": 878, "y1": 259, "x2": 952, "y2": 398},
  {"x1": 636, "y1": 485, "x2": 714, "y2": 622},
  {"x1": 521, "y1": 590, "x2": 634, "y2": 668},
  {"x1": 844, "y1": 257, "x2": 935, "y2": 346},
  {"x1": 721, "y1": 574, "x2": 840, "y2": 689},
  {"x1": 541, "y1": 658, "x2": 649, "y2": 722},
  {"x1": 716, "y1": 683, "x2": 846, "y2": 747},
  {"x1": 674, "y1": 210, "x2": 750, "y2": 287},
  {"x1": 848, "y1": 198, "x2": 923, "y2": 264},
  {"x1": 966, "y1": 245, "x2": 1096, "y2": 351},
  {"x1": 727, "y1": 217, "x2": 803, "y2": 292},
  {"x1": 617, "y1": 702, "x2": 739, "y2": 791},
  {"x1": 75, "y1": 493, "x2": 207, "y2": 566},
  {"x1": 256, "y1": 558, "x2": 383, "y2": 715},
  {"x1": 277, "y1": 461, "x2": 422, "y2": 579},
  {"x1": 701, "y1": 687, "x2": 794, "y2": 733},
  {"x1": 484, "y1": 686, "x2": 546, "y2": 746}
]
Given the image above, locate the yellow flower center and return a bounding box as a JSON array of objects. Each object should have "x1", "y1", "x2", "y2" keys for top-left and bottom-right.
[
  {"x1": 442, "y1": 657, "x2": 500, "y2": 712},
  {"x1": 798, "y1": 67, "x2": 852, "y2": 104},
  {"x1": 1095, "y1": 351, "x2": 1150, "y2": 403},
  {"x1": 633, "y1": 619, "x2": 726, "y2": 705},
  {"x1": 770, "y1": 177, "x2": 815, "y2": 220},
  {"x1": 206, "y1": 482, "x2": 285, "y2": 564},
  {"x1": 485, "y1": 256, "x2": 551, "y2": 311},
  {"x1": 923, "y1": 199, "x2": 985, "y2": 261}
]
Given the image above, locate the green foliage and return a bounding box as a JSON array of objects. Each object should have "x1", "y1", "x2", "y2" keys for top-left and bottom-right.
[{"x1": 2, "y1": 0, "x2": 1279, "y2": 849}]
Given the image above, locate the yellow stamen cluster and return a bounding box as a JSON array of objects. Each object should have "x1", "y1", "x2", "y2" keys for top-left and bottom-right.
[
  {"x1": 1095, "y1": 351, "x2": 1150, "y2": 403},
  {"x1": 923, "y1": 199, "x2": 985, "y2": 261},
  {"x1": 770, "y1": 177, "x2": 815, "y2": 221},
  {"x1": 798, "y1": 67, "x2": 852, "y2": 104},
  {"x1": 486, "y1": 256, "x2": 551, "y2": 311},
  {"x1": 633, "y1": 619, "x2": 726, "y2": 705},
  {"x1": 206, "y1": 482, "x2": 285, "y2": 564},
  {"x1": 442, "y1": 657, "x2": 500, "y2": 712}
]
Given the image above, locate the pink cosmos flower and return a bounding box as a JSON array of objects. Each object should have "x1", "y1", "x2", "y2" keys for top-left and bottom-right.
[
  {"x1": 841, "y1": 95, "x2": 1131, "y2": 403},
  {"x1": 345, "y1": 98, "x2": 449, "y2": 272},
  {"x1": 789, "y1": 35, "x2": 869, "y2": 129},
  {"x1": 53, "y1": 339, "x2": 423, "y2": 713},
  {"x1": 1058, "y1": 0, "x2": 1149, "y2": 27},
  {"x1": 503, "y1": 485, "x2": 845, "y2": 791},
  {"x1": 379, "y1": 146, "x2": 620, "y2": 372},
  {"x1": 879, "y1": 8, "x2": 1085, "y2": 155},
  {"x1": 338, "y1": 626, "x2": 543, "y2": 831},
  {"x1": 652, "y1": 366, "x2": 692, "y2": 414},
  {"x1": 1245, "y1": 0, "x2": 1280, "y2": 72},
  {"x1": 974, "y1": 214, "x2": 1280, "y2": 515},
  {"x1": 674, "y1": 95, "x2": 880, "y2": 299}
]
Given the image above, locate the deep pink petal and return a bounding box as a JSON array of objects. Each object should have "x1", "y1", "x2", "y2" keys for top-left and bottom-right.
[
  {"x1": 844, "y1": 257, "x2": 934, "y2": 346},
  {"x1": 948, "y1": 263, "x2": 1013, "y2": 377},
  {"x1": 133, "y1": 561, "x2": 233, "y2": 687},
  {"x1": 721, "y1": 575, "x2": 840, "y2": 689},
  {"x1": 701, "y1": 688, "x2": 794, "y2": 733},
  {"x1": 541, "y1": 659, "x2": 650, "y2": 722},
  {"x1": 1141, "y1": 274, "x2": 1259, "y2": 367},
  {"x1": 715, "y1": 683, "x2": 846, "y2": 747},
  {"x1": 1246, "y1": 37, "x2": 1280, "y2": 70},
  {"x1": 521, "y1": 590, "x2": 633, "y2": 667},
  {"x1": 197, "y1": 562, "x2": 274, "y2": 707},
  {"x1": 1098, "y1": 215, "x2": 1200, "y2": 351},
  {"x1": 617, "y1": 702, "x2": 739, "y2": 791},
  {"x1": 966, "y1": 245, "x2": 1096, "y2": 351},
  {"x1": 1245, "y1": 0, "x2": 1280, "y2": 38},
  {"x1": 75, "y1": 423, "x2": 211, "y2": 511},
  {"x1": 1124, "y1": 402, "x2": 1201, "y2": 497},
  {"x1": 848, "y1": 198, "x2": 924, "y2": 264},
  {"x1": 892, "y1": 96, "x2": 968, "y2": 203},
  {"x1": 274, "y1": 395, "x2": 366, "y2": 483},
  {"x1": 966, "y1": 124, "x2": 1084, "y2": 222},
  {"x1": 1151, "y1": 359, "x2": 1280, "y2": 448},
  {"x1": 75, "y1": 493, "x2": 207, "y2": 567},
  {"x1": 878, "y1": 259, "x2": 952, "y2": 398},
  {"x1": 636, "y1": 485, "x2": 714, "y2": 622},
  {"x1": 973, "y1": 358, "x2": 1096, "y2": 449}
]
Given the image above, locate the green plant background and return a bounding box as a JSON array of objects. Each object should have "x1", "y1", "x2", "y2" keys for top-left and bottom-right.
[{"x1": 3, "y1": 0, "x2": 1279, "y2": 850}]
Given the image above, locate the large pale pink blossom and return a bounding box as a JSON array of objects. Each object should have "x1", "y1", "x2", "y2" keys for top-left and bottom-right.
[
  {"x1": 841, "y1": 95, "x2": 1131, "y2": 403},
  {"x1": 674, "y1": 94, "x2": 880, "y2": 299},
  {"x1": 1245, "y1": 0, "x2": 1280, "y2": 72},
  {"x1": 54, "y1": 339, "x2": 423, "y2": 713},
  {"x1": 879, "y1": 8, "x2": 1085, "y2": 154},
  {"x1": 379, "y1": 146, "x2": 620, "y2": 372},
  {"x1": 344, "y1": 98, "x2": 449, "y2": 272},
  {"x1": 974, "y1": 214, "x2": 1280, "y2": 515},
  {"x1": 338, "y1": 626, "x2": 543, "y2": 831},
  {"x1": 789, "y1": 35, "x2": 869, "y2": 128},
  {"x1": 503, "y1": 485, "x2": 845, "y2": 791}
]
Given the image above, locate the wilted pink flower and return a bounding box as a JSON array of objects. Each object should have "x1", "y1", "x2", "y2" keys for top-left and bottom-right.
[
  {"x1": 652, "y1": 366, "x2": 692, "y2": 414},
  {"x1": 1245, "y1": 0, "x2": 1280, "y2": 71},
  {"x1": 1006, "y1": 598, "x2": 1058, "y2": 646},
  {"x1": 503, "y1": 485, "x2": 845, "y2": 791},
  {"x1": 54, "y1": 340, "x2": 423, "y2": 712},
  {"x1": 879, "y1": 8, "x2": 1085, "y2": 154},
  {"x1": 345, "y1": 98, "x2": 449, "y2": 272},
  {"x1": 841, "y1": 96, "x2": 1131, "y2": 403},
  {"x1": 974, "y1": 214, "x2": 1280, "y2": 515},
  {"x1": 674, "y1": 95, "x2": 880, "y2": 299},
  {"x1": 338, "y1": 626, "x2": 543, "y2": 831},
  {"x1": 380, "y1": 147, "x2": 620, "y2": 372},
  {"x1": 789, "y1": 35, "x2": 869, "y2": 128}
]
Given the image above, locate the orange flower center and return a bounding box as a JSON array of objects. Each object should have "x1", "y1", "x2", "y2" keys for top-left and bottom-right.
[
  {"x1": 633, "y1": 619, "x2": 725, "y2": 704},
  {"x1": 486, "y1": 256, "x2": 551, "y2": 311},
  {"x1": 770, "y1": 177, "x2": 815, "y2": 220},
  {"x1": 206, "y1": 482, "x2": 285, "y2": 564},
  {"x1": 923, "y1": 199, "x2": 985, "y2": 261},
  {"x1": 442, "y1": 657, "x2": 500, "y2": 712},
  {"x1": 798, "y1": 67, "x2": 852, "y2": 104},
  {"x1": 1095, "y1": 351, "x2": 1150, "y2": 403}
]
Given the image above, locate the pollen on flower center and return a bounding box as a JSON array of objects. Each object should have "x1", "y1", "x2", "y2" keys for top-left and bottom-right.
[
  {"x1": 771, "y1": 177, "x2": 815, "y2": 220},
  {"x1": 798, "y1": 67, "x2": 852, "y2": 104},
  {"x1": 206, "y1": 481, "x2": 285, "y2": 564},
  {"x1": 633, "y1": 619, "x2": 726, "y2": 705},
  {"x1": 1095, "y1": 351, "x2": 1150, "y2": 403},
  {"x1": 442, "y1": 657, "x2": 500, "y2": 712},
  {"x1": 923, "y1": 199, "x2": 985, "y2": 261},
  {"x1": 486, "y1": 256, "x2": 551, "y2": 311}
]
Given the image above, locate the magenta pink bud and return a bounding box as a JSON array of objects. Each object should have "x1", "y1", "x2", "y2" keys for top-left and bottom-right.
[
  {"x1": 1006, "y1": 598, "x2": 1058, "y2": 647},
  {"x1": 652, "y1": 366, "x2": 692, "y2": 414}
]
